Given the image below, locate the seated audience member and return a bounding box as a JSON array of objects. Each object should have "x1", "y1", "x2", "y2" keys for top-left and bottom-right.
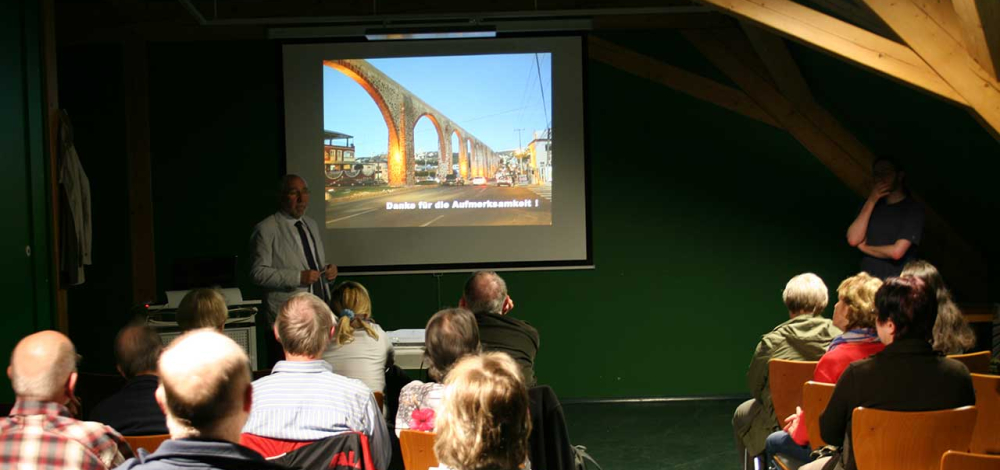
[
  {"x1": 800, "y1": 276, "x2": 975, "y2": 470},
  {"x1": 765, "y1": 273, "x2": 884, "y2": 466},
  {"x1": 241, "y1": 293, "x2": 390, "y2": 469},
  {"x1": 433, "y1": 353, "x2": 531, "y2": 470},
  {"x1": 901, "y1": 260, "x2": 976, "y2": 354},
  {"x1": 89, "y1": 324, "x2": 168, "y2": 435},
  {"x1": 322, "y1": 281, "x2": 393, "y2": 392},
  {"x1": 460, "y1": 271, "x2": 539, "y2": 386},
  {"x1": 1, "y1": 331, "x2": 129, "y2": 469},
  {"x1": 733, "y1": 273, "x2": 841, "y2": 470},
  {"x1": 117, "y1": 330, "x2": 284, "y2": 470},
  {"x1": 176, "y1": 288, "x2": 227, "y2": 331},
  {"x1": 395, "y1": 308, "x2": 480, "y2": 436}
]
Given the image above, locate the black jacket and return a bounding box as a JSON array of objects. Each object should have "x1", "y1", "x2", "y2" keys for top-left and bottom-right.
[
  {"x1": 819, "y1": 338, "x2": 975, "y2": 470},
  {"x1": 89, "y1": 375, "x2": 167, "y2": 436},
  {"x1": 475, "y1": 312, "x2": 540, "y2": 386}
]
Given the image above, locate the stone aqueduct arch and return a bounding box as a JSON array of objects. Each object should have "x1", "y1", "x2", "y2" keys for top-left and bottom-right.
[{"x1": 324, "y1": 59, "x2": 501, "y2": 186}]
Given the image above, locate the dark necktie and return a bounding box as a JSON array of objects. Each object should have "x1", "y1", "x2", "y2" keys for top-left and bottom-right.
[{"x1": 295, "y1": 220, "x2": 326, "y2": 301}]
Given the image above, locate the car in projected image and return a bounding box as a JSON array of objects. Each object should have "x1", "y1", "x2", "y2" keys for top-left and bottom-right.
[
  {"x1": 443, "y1": 174, "x2": 464, "y2": 186},
  {"x1": 471, "y1": 176, "x2": 487, "y2": 186},
  {"x1": 496, "y1": 173, "x2": 514, "y2": 187}
]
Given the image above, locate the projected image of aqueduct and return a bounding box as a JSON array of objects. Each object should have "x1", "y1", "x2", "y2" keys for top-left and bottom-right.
[{"x1": 324, "y1": 59, "x2": 503, "y2": 187}]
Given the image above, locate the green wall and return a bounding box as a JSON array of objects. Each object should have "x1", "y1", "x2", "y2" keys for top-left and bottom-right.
[
  {"x1": 58, "y1": 44, "x2": 136, "y2": 374},
  {"x1": 144, "y1": 34, "x2": 862, "y2": 399},
  {"x1": 0, "y1": 0, "x2": 54, "y2": 403},
  {"x1": 57, "y1": 31, "x2": 999, "y2": 399}
]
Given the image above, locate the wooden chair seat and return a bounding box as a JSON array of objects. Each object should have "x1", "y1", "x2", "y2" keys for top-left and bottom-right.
[
  {"x1": 802, "y1": 381, "x2": 836, "y2": 450},
  {"x1": 852, "y1": 406, "x2": 977, "y2": 470},
  {"x1": 399, "y1": 430, "x2": 437, "y2": 470},
  {"x1": 947, "y1": 351, "x2": 992, "y2": 375},
  {"x1": 123, "y1": 434, "x2": 170, "y2": 454},
  {"x1": 971, "y1": 373, "x2": 1000, "y2": 454},
  {"x1": 373, "y1": 391, "x2": 384, "y2": 410},
  {"x1": 941, "y1": 451, "x2": 1000, "y2": 470},
  {"x1": 768, "y1": 359, "x2": 819, "y2": 425}
]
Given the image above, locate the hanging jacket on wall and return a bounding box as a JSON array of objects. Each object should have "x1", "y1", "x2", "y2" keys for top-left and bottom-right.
[{"x1": 58, "y1": 110, "x2": 92, "y2": 285}]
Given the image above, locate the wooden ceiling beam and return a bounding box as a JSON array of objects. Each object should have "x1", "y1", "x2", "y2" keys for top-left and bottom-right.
[
  {"x1": 695, "y1": 0, "x2": 967, "y2": 106},
  {"x1": 952, "y1": 0, "x2": 1000, "y2": 80},
  {"x1": 862, "y1": 0, "x2": 1000, "y2": 139},
  {"x1": 588, "y1": 36, "x2": 781, "y2": 128},
  {"x1": 685, "y1": 27, "x2": 987, "y2": 299}
]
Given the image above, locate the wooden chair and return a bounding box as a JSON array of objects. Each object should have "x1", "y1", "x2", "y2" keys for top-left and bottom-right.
[
  {"x1": 971, "y1": 374, "x2": 1000, "y2": 454},
  {"x1": 373, "y1": 391, "x2": 384, "y2": 410},
  {"x1": 947, "y1": 351, "x2": 992, "y2": 374},
  {"x1": 123, "y1": 434, "x2": 170, "y2": 454},
  {"x1": 852, "y1": 406, "x2": 977, "y2": 470},
  {"x1": 399, "y1": 430, "x2": 438, "y2": 470},
  {"x1": 768, "y1": 359, "x2": 819, "y2": 425},
  {"x1": 941, "y1": 451, "x2": 1000, "y2": 470},
  {"x1": 802, "y1": 381, "x2": 836, "y2": 450}
]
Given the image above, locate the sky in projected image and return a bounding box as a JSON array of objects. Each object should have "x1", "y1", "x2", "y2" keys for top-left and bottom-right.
[{"x1": 323, "y1": 54, "x2": 552, "y2": 159}]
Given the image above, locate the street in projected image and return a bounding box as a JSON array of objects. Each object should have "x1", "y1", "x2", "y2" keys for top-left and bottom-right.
[{"x1": 322, "y1": 54, "x2": 553, "y2": 228}]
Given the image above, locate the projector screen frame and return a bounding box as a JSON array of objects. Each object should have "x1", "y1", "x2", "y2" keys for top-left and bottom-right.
[{"x1": 280, "y1": 33, "x2": 593, "y2": 275}]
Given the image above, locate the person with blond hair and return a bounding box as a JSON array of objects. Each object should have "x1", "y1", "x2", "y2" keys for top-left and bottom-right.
[
  {"x1": 765, "y1": 273, "x2": 885, "y2": 466},
  {"x1": 395, "y1": 308, "x2": 480, "y2": 436},
  {"x1": 176, "y1": 288, "x2": 227, "y2": 331},
  {"x1": 733, "y1": 273, "x2": 841, "y2": 470},
  {"x1": 901, "y1": 260, "x2": 976, "y2": 354},
  {"x1": 433, "y1": 352, "x2": 531, "y2": 470},
  {"x1": 240, "y1": 292, "x2": 389, "y2": 469},
  {"x1": 322, "y1": 281, "x2": 393, "y2": 393}
]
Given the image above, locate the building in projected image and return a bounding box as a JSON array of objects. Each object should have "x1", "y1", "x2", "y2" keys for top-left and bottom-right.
[
  {"x1": 325, "y1": 130, "x2": 384, "y2": 186},
  {"x1": 527, "y1": 129, "x2": 552, "y2": 184}
]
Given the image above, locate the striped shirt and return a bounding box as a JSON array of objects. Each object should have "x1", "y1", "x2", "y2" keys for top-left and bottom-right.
[
  {"x1": 0, "y1": 401, "x2": 129, "y2": 470},
  {"x1": 241, "y1": 360, "x2": 389, "y2": 470}
]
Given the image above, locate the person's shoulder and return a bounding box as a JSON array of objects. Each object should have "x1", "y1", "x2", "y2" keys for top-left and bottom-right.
[
  {"x1": 253, "y1": 213, "x2": 281, "y2": 232},
  {"x1": 322, "y1": 370, "x2": 373, "y2": 396}
]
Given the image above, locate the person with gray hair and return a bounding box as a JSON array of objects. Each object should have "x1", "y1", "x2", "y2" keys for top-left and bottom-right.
[
  {"x1": 250, "y1": 174, "x2": 339, "y2": 365},
  {"x1": 117, "y1": 329, "x2": 285, "y2": 470},
  {"x1": 90, "y1": 324, "x2": 168, "y2": 435},
  {"x1": 459, "y1": 271, "x2": 539, "y2": 386},
  {"x1": 239, "y1": 293, "x2": 390, "y2": 469},
  {"x1": 732, "y1": 273, "x2": 841, "y2": 470},
  {"x1": 0, "y1": 330, "x2": 130, "y2": 470}
]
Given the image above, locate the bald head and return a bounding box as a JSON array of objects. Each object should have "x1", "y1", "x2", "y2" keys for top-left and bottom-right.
[
  {"x1": 8, "y1": 331, "x2": 77, "y2": 402},
  {"x1": 276, "y1": 292, "x2": 335, "y2": 358},
  {"x1": 462, "y1": 271, "x2": 509, "y2": 315},
  {"x1": 157, "y1": 329, "x2": 251, "y2": 438}
]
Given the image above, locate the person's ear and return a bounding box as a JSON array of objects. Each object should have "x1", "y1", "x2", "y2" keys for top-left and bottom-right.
[
  {"x1": 7, "y1": 366, "x2": 11, "y2": 381},
  {"x1": 243, "y1": 383, "x2": 253, "y2": 413},
  {"x1": 502, "y1": 295, "x2": 514, "y2": 314},
  {"x1": 886, "y1": 319, "x2": 897, "y2": 337},
  {"x1": 273, "y1": 324, "x2": 281, "y2": 343},
  {"x1": 66, "y1": 371, "x2": 78, "y2": 397},
  {"x1": 116, "y1": 365, "x2": 126, "y2": 379},
  {"x1": 458, "y1": 297, "x2": 467, "y2": 308},
  {"x1": 329, "y1": 324, "x2": 336, "y2": 341},
  {"x1": 154, "y1": 384, "x2": 168, "y2": 415}
]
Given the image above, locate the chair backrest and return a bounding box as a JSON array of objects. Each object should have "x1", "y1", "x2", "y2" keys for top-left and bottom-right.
[
  {"x1": 941, "y1": 451, "x2": 1000, "y2": 470},
  {"x1": 373, "y1": 391, "x2": 384, "y2": 410},
  {"x1": 801, "y1": 381, "x2": 836, "y2": 450},
  {"x1": 947, "y1": 351, "x2": 992, "y2": 375},
  {"x1": 399, "y1": 430, "x2": 438, "y2": 470},
  {"x1": 971, "y1": 374, "x2": 1000, "y2": 454},
  {"x1": 852, "y1": 406, "x2": 977, "y2": 470},
  {"x1": 123, "y1": 434, "x2": 171, "y2": 454},
  {"x1": 768, "y1": 359, "x2": 819, "y2": 423}
]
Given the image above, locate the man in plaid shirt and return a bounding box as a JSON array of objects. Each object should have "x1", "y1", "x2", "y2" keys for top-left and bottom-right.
[{"x1": 0, "y1": 331, "x2": 130, "y2": 469}]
